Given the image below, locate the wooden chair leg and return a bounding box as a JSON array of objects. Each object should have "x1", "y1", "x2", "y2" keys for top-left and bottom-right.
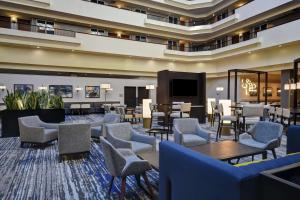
[
  {"x1": 216, "y1": 120, "x2": 221, "y2": 142},
  {"x1": 142, "y1": 172, "x2": 154, "y2": 199},
  {"x1": 108, "y1": 176, "x2": 114, "y2": 194},
  {"x1": 271, "y1": 149, "x2": 277, "y2": 159},
  {"x1": 120, "y1": 177, "x2": 126, "y2": 200}
]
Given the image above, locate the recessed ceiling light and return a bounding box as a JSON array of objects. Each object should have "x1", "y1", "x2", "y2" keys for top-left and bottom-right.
[{"x1": 36, "y1": 46, "x2": 40, "y2": 49}]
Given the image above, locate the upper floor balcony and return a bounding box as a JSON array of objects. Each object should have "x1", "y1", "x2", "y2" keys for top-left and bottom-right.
[{"x1": 0, "y1": 18, "x2": 299, "y2": 62}]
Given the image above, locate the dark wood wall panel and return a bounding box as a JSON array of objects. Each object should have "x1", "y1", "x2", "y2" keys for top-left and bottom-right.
[{"x1": 157, "y1": 70, "x2": 206, "y2": 123}]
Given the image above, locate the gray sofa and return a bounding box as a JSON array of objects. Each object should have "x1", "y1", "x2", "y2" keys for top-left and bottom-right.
[
  {"x1": 106, "y1": 122, "x2": 156, "y2": 154},
  {"x1": 18, "y1": 115, "x2": 59, "y2": 147}
]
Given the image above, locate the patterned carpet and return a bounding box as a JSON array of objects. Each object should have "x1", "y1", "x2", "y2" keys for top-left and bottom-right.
[{"x1": 0, "y1": 114, "x2": 288, "y2": 199}]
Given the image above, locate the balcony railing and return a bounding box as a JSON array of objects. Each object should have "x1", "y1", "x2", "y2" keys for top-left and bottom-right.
[
  {"x1": 82, "y1": 0, "x2": 253, "y2": 27},
  {"x1": 167, "y1": 32, "x2": 258, "y2": 52},
  {"x1": 0, "y1": 20, "x2": 76, "y2": 37},
  {"x1": 0, "y1": 17, "x2": 299, "y2": 53}
]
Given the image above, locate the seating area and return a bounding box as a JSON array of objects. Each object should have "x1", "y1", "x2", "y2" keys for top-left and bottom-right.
[{"x1": 1, "y1": 1, "x2": 300, "y2": 199}]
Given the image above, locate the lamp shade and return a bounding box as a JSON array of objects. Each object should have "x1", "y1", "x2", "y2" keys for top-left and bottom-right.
[
  {"x1": 146, "y1": 85, "x2": 155, "y2": 90},
  {"x1": 142, "y1": 99, "x2": 152, "y2": 118},
  {"x1": 284, "y1": 83, "x2": 290, "y2": 90},
  {"x1": 297, "y1": 82, "x2": 300, "y2": 89},
  {"x1": 38, "y1": 86, "x2": 47, "y2": 90},
  {"x1": 101, "y1": 84, "x2": 111, "y2": 89},
  {"x1": 75, "y1": 87, "x2": 83, "y2": 91},
  {"x1": 290, "y1": 83, "x2": 296, "y2": 90},
  {"x1": 0, "y1": 85, "x2": 6, "y2": 90}
]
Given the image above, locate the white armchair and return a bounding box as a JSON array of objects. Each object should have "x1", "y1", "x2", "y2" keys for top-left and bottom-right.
[{"x1": 173, "y1": 118, "x2": 210, "y2": 147}]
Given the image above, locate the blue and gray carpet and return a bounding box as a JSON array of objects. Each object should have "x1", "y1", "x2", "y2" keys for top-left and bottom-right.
[{"x1": 0, "y1": 114, "x2": 288, "y2": 199}]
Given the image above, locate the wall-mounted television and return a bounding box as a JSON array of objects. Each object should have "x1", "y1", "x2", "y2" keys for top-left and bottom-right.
[{"x1": 170, "y1": 79, "x2": 198, "y2": 96}]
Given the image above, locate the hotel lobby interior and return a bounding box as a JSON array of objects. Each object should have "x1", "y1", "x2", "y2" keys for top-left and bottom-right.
[{"x1": 1, "y1": 0, "x2": 300, "y2": 199}]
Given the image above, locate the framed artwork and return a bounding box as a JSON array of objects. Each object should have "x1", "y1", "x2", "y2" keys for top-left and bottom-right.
[
  {"x1": 263, "y1": 87, "x2": 273, "y2": 97},
  {"x1": 85, "y1": 86, "x2": 100, "y2": 98},
  {"x1": 49, "y1": 85, "x2": 73, "y2": 98},
  {"x1": 277, "y1": 88, "x2": 281, "y2": 97},
  {"x1": 249, "y1": 90, "x2": 258, "y2": 97},
  {"x1": 14, "y1": 84, "x2": 33, "y2": 95}
]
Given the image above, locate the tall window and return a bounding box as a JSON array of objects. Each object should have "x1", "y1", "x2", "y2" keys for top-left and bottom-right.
[
  {"x1": 36, "y1": 19, "x2": 54, "y2": 34},
  {"x1": 135, "y1": 9, "x2": 146, "y2": 14},
  {"x1": 168, "y1": 16, "x2": 178, "y2": 24},
  {"x1": 91, "y1": 28, "x2": 106, "y2": 36},
  {"x1": 168, "y1": 40, "x2": 177, "y2": 50},
  {"x1": 91, "y1": 0, "x2": 104, "y2": 4},
  {"x1": 135, "y1": 35, "x2": 147, "y2": 42}
]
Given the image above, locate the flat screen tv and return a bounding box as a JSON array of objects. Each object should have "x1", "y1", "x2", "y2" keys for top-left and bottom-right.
[{"x1": 170, "y1": 79, "x2": 198, "y2": 96}]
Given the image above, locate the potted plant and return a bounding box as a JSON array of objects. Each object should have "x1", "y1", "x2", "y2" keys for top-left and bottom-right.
[{"x1": 1, "y1": 90, "x2": 65, "y2": 138}]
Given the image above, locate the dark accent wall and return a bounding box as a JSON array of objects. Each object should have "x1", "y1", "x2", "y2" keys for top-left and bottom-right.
[{"x1": 157, "y1": 70, "x2": 206, "y2": 123}]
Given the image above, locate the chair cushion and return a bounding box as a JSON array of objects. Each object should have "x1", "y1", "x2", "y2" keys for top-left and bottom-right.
[
  {"x1": 182, "y1": 134, "x2": 207, "y2": 147},
  {"x1": 91, "y1": 126, "x2": 102, "y2": 138},
  {"x1": 152, "y1": 112, "x2": 165, "y2": 117},
  {"x1": 239, "y1": 117, "x2": 260, "y2": 124},
  {"x1": 221, "y1": 115, "x2": 237, "y2": 121},
  {"x1": 130, "y1": 141, "x2": 153, "y2": 153},
  {"x1": 44, "y1": 129, "x2": 58, "y2": 142},
  {"x1": 239, "y1": 138, "x2": 267, "y2": 149},
  {"x1": 170, "y1": 113, "x2": 190, "y2": 118}
]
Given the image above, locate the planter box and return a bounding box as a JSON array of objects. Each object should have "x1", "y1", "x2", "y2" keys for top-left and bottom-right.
[{"x1": 0, "y1": 109, "x2": 65, "y2": 138}]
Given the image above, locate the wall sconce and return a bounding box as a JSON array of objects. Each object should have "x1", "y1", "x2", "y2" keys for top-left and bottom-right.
[
  {"x1": 146, "y1": 84, "x2": 155, "y2": 90},
  {"x1": 75, "y1": 87, "x2": 83, "y2": 93},
  {"x1": 0, "y1": 85, "x2": 6, "y2": 92},
  {"x1": 116, "y1": 32, "x2": 122, "y2": 38},
  {"x1": 10, "y1": 15, "x2": 18, "y2": 23},
  {"x1": 216, "y1": 87, "x2": 224, "y2": 92},
  {"x1": 38, "y1": 85, "x2": 47, "y2": 90}
]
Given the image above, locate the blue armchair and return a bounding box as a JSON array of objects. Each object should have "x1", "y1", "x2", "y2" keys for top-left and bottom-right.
[
  {"x1": 106, "y1": 122, "x2": 156, "y2": 153},
  {"x1": 287, "y1": 125, "x2": 300, "y2": 154},
  {"x1": 173, "y1": 118, "x2": 210, "y2": 147}
]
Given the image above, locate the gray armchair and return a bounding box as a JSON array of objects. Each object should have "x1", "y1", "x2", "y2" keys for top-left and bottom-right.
[
  {"x1": 18, "y1": 115, "x2": 59, "y2": 147},
  {"x1": 239, "y1": 121, "x2": 283, "y2": 159},
  {"x1": 100, "y1": 137, "x2": 153, "y2": 200},
  {"x1": 106, "y1": 122, "x2": 156, "y2": 154},
  {"x1": 90, "y1": 113, "x2": 120, "y2": 138},
  {"x1": 173, "y1": 118, "x2": 210, "y2": 147},
  {"x1": 58, "y1": 123, "x2": 91, "y2": 161}
]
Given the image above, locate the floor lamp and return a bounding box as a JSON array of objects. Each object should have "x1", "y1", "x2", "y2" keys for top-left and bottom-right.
[{"x1": 101, "y1": 84, "x2": 111, "y2": 104}]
